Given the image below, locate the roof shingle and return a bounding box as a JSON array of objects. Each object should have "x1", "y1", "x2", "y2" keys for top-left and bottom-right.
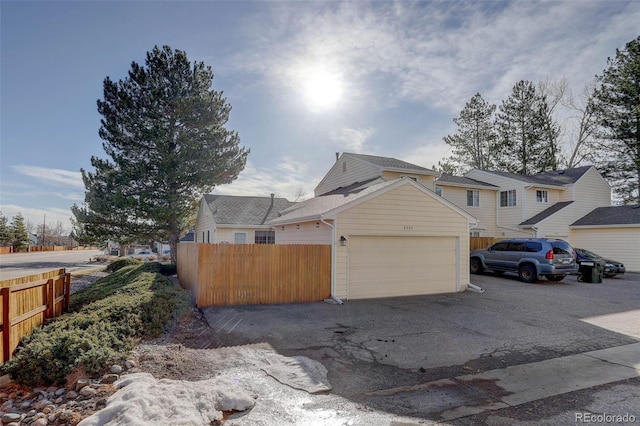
[
  {"x1": 203, "y1": 194, "x2": 295, "y2": 225},
  {"x1": 570, "y1": 205, "x2": 640, "y2": 226}
]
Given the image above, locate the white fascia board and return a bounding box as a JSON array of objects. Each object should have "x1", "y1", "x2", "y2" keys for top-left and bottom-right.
[{"x1": 570, "y1": 224, "x2": 640, "y2": 229}]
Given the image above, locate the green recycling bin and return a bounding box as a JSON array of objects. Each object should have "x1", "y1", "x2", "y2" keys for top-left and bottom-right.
[{"x1": 580, "y1": 260, "x2": 603, "y2": 283}]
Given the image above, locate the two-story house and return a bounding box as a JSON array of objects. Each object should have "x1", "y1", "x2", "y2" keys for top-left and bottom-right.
[{"x1": 462, "y1": 166, "x2": 611, "y2": 239}]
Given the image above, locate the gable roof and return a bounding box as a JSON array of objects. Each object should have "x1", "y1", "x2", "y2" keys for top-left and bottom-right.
[
  {"x1": 203, "y1": 194, "x2": 295, "y2": 225},
  {"x1": 570, "y1": 205, "x2": 640, "y2": 227},
  {"x1": 345, "y1": 153, "x2": 439, "y2": 176},
  {"x1": 475, "y1": 166, "x2": 593, "y2": 187},
  {"x1": 519, "y1": 201, "x2": 574, "y2": 226},
  {"x1": 436, "y1": 174, "x2": 498, "y2": 189},
  {"x1": 271, "y1": 178, "x2": 476, "y2": 225}
]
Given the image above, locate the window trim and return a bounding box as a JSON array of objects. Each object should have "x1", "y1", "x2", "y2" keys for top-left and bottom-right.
[
  {"x1": 435, "y1": 185, "x2": 443, "y2": 197},
  {"x1": 466, "y1": 189, "x2": 480, "y2": 207},
  {"x1": 536, "y1": 189, "x2": 549, "y2": 203},
  {"x1": 233, "y1": 232, "x2": 248, "y2": 244},
  {"x1": 254, "y1": 230, "x2": 275, "y2": 244},
  {"x1": 500, "y1": 189, "x2": 517, "y2": 207}
]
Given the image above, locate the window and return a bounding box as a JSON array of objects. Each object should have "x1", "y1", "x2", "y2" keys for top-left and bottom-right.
[
  {"x1": 536, "y1": 190, "x2": 548, "y2": 203},
  {"x1": 525, "y1": 242, "x2": 542, "y2": 252},
  {"x1": 470, "y1": 231, "x2": 481, "y2": 237},
  {"x1": 500, "y1": 190, "x2": 517, "y2": 207},
  {"x1": 490, "y1": 241, "x2": 509, "y2": 251},
  {"x1": 255, "y1": 230, "x2": 275, "y2": 244},
  {"x1": 435, "y1": 185, "x2": 443, "y2": 196},
  {"x1": 507, "y1": 241, "x2": 526, "y2": 252},
  {"x1": 467, "y1": 190, "x2": 480, "y2": 207},
  {"x1": 342, "y1": 161, "x2": 347, "y2": 173},
  {"x1": 234, "y1": 232, "x2": 248, "y2": 244},
  {"x1": 207, "y1": 230, "x2": 210, "y2": 243}
]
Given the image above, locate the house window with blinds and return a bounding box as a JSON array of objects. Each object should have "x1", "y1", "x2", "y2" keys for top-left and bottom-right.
[
  {"x1": 467, "y1": 190, "x2": 480, "y2": 207},
  {"x1": 255, "y1": 230, "x2": 275, "y2": 244}
]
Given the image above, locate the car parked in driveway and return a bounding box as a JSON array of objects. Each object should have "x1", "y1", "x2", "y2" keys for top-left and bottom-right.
[
  {"x1": 574, "y1": 248, "x2": 626, "y2": 278},
  {"x1": 470, "y1": 238, "x2": 578, "y2": 283},
  {"x1": 128, "y1": 250, "x2": 157, "y2": 261}
]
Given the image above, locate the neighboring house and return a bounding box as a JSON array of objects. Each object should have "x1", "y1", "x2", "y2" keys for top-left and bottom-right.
[
  {"x1": 180, "y1": 229, "x2": 195, "y2": 243},
  {"x1": 314, "y1": 152, "x2": 440, "y2": 196},
  {"x1": 460, "y1": 166, "x2": 611, "y2": 239},
  {"x1": 195, "y1": 194, "x2": 295, "y2": 244},
  {"x1": 271, "y1": 177, "x2": 477, "y2": 300},
  {"x1": 570, "y1": 205, "x2": 640, "y2": 272},
  {"x1": 435, "y1": 174, "x2": 499, "y2": 237}
]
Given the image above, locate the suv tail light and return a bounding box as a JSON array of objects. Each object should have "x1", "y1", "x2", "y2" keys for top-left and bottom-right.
[{"x1": 545, "y1": 249, "x2": 554, "y2": 260}]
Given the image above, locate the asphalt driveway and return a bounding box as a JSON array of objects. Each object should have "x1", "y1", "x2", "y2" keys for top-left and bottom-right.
[{"x1": 203, "y1": 272, "x2": 640, "y2": 419}]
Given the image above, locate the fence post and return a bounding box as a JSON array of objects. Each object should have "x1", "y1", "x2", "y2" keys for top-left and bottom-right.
[
  {"x1": 2, "y1": 287, "x2": 10, "y2": 363},
  {"x1": 64, "y1": 273, "x2": 71, "y2": 312}
]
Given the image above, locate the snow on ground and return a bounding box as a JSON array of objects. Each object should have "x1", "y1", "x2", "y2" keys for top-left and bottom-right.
[{"x1": 78, "y1": 344, "x2": 432, "y2": 426}]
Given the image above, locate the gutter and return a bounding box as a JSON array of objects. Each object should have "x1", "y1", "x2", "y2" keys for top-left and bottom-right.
[
  {"x1": 467, "y1": 283, "x2": 485, "y2": 293},
  {"x1": 320, "y1": 215, "x2": 343, "y2": 305}
]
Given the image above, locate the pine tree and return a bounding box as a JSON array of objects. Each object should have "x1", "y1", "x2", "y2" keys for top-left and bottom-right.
[
  {"x1": 10, "y1": 213, "x2": 30, "y2": 251},
  {"x1": 0, "y1": 212, "x2": 12, "y2": 247},
  {"x1": 74, "y1": 46, "x2": 249, "y2": 261},
  {"x1": 591, "y1": 36, "x2": 640, "y2": 204},
  {"x1": 494, "y1": 80, "x2": 561, "y2": 175},
  {"x1": 441, "y1": 93, "x2": 497, "y2": 174}
]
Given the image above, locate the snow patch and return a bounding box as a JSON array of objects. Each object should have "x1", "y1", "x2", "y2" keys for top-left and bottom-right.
[{"x1": 78, "y1": 373, "x2": 255, "y2": 426}]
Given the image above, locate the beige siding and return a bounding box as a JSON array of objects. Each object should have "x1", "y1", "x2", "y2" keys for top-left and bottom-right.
[
  {"x1": 314, "y1": 156, "x2": 380, "y2": 196},
  {"x1": 465, "y1": 170, "x2": 530, "y2": 237},
  {"x1": 333, "y1": 184, "x2": 469, "y2": 299},
  {"x1": 439, "y1": 185, "x2": 498, "y2": 237},
  {"x1": 536, "y1": 169, "x2": 612, "y2": 239},
  {"x1": 571, "y1": 227, "x2": 640, "y2": 272},
  {"x1": 215, "y1": 227, "x2": 259, "y2": 244},
  {"x1": 275, "y1": 222, "x2": 332, "y2": 244},
  {"x1": 524, "y1": 187, "x2": 563, "y2": 220},
  {"x1": 194, "y1": 199, "x2": 216, "y2": 244},
  {"x1": 381, "y1": 171, "x2": 436, "y2": 190}
]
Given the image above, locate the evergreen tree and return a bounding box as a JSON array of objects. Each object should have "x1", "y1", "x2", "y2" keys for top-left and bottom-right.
[
  {"x1": 494, "y1": 80, "x2": 561, "y2": 175},
  {"x1": 74, "y1": 45, "x2": 249, "y2": 261},
  {"x1": 441, "y1": 93, "x2": 497, "y2": 174},
  {"x1": 591, "y1": 36, "x2": 640, "y2": 204},
  {"x1": 10, "y1": 213, "x2": 30, "y2": 251},
  {"x1": 0, "y1": 212, "x2": 12, "y2": 247}
]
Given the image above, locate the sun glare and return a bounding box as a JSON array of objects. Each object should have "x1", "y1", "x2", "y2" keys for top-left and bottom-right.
[{"x1": 301, "y1": 68, "x2": 343, "y2": 111}]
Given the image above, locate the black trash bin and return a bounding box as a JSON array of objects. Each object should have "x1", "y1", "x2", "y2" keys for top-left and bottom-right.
[{"x1": 579, "y1": 261, "x2": 603, "y2": 283}]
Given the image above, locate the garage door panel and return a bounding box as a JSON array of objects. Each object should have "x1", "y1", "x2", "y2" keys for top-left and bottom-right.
[{"x1": 348, "y1": 236, "x2": 457, "y2": 299}]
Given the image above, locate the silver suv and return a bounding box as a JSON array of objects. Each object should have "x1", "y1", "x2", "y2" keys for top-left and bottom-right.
[{"x1": 470, "y1": 238, "x2": 578, "y2": 283}]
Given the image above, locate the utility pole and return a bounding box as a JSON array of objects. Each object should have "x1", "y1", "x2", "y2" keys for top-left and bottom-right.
[{"x1": 41, "y1": 214, "x2": 46, "y2": 248}]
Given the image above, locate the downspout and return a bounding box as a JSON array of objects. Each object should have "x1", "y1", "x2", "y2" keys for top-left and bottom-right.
[
  {"x1": 467, "y1": 220, "x2": 485, "y2": 293},
  {"x1": 321, "y1": 215, "x2": 343, "y2": 305}
]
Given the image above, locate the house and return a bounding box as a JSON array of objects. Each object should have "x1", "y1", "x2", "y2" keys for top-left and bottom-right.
[
  {"x1": 271, "y1": 177, "x2": 477, "y2": 300},
  {"x1": 194, "y1": 194, "x2": 295, "y2": 244},
  {"x1": 570, "y1": 205, "x2": 640, "y2": 272},
  {"x1": 315, "y1": 152, "x2": 440, "y2": 196},
  {"x1": 448, "y1": 166, "x2": 612, "y2": 239},
  {"x1": 434, "y1": 174, "x2": 499, "y2": 237}
]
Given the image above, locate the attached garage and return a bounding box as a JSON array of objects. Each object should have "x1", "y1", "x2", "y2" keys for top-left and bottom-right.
[
  {"x1": 570, "y1": 206, "x2": 640, "y2": 273},
  {"x1": 272, "y1": 177, "x2": 477, "y2": 301},
  {"x1": 348, "y1": 236, "x2": 458, "y2": 299}
]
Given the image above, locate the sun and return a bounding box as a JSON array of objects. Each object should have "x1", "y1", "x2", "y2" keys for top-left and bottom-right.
[{"x1": 300, "y1": 68, "x2": 344, "y2": 111}]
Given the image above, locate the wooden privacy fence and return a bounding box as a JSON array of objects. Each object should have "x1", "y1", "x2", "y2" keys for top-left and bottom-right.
[
  {"x1": 470, "y1": 237, "x2": 503, "y2": 251},
  {"x1": 0, "y1": 269, "x2": 71, "y2": 364},
  {"x1": 177, "y1": 244, "x2": 331, "y2": 307}
]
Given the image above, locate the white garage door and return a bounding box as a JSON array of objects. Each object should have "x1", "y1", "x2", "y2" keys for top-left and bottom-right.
[{"x1": 348, "y1": 236, "x2": 458, "y2": 299}]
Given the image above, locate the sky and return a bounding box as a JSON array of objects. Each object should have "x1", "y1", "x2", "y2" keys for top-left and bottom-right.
[{"x1": 1, "y1": 1, "x2": 638, "y2": 233}]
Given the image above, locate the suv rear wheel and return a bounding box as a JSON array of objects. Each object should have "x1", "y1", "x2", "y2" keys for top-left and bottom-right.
[
  {"x1": 470, "y1": 258, "x2": 483, "y2": 274},
  {"x1": 518, "y1": 264, "x2": 537, "y2": 283}
]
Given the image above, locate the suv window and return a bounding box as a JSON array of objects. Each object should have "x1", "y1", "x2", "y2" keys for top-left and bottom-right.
[
  {"x1": 525, "y1": 242, "x2": 542, "y2": 252},
  {"x1": 551, "y1": 240, "x2": 572, "y2": 255},
  {"x1": 490, "y1": 241, "x2": 509, "y2": 251},
  {"x1": 507, "y1": 242, "x2": 525, "y2": 252}
]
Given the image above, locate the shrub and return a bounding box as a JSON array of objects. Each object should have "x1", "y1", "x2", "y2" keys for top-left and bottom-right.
[
  {"x1": 3, "y1": 263, "x2": 191, "y2": 386},
  {"x1": 105, "y1": 257, "x2": 141, "y2": 272}
]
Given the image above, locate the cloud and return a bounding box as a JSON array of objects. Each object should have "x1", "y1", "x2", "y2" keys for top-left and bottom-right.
[
  {"x1": 330, "y1": 127, "x2": 375, "y2": 152},
  {"x1": 12, "y1": 165, "x2": 84, "y2": 188},
  {"x1": 212, "y1": 159, "x2": 320, "y2": 201},
  {"x1": 0, "y1": 204, "x2": 73, "y2": 231},
  {"x1": 233, "y1": 1, "x2": 638, "y2": 114}
]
